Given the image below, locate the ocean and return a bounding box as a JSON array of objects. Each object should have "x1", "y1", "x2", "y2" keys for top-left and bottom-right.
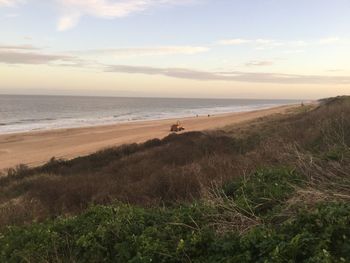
[{"x1": 0, "y1": 95, "x2": 300, "y2": 134}]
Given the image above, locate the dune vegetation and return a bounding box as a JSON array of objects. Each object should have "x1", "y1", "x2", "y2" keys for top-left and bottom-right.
[{"x1": 0, "y1": 96, "x2": 350, "y2": 262}]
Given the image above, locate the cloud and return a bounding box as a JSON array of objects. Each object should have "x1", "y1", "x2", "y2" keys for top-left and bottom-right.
[
  {"x1": 216, "y1": 38, "x2": 341, "y2": 50},
  {"x1": 217, "y1": 38, "x2": 281, "y2": 47},
  {"x1": 57, "y1": 13, "x2": 81, "y2": 31},
  {"x1": 57, "y1": 0, "x2": 190, "y2": 31},
  {"x1": 216, "y1": 39, "x2": 251, "y2": 45},
  {"x1": 4, "y1": 13, "x2": 19, "y2": 17},
  {"x1": 216, "y1": 38, "x2": 284, "y2": 51},
  {"x1": 245, "y1": 60, "x2": 274, "y2": 67},
  {"x1": 0, "y1": 44, "x2": 40, "y2": 50},
  {"x1": 0, "y1": 0, "x2": 24, "y2": 7},
  {"x1": 319, "y1": 37, "x2": 340, "y2": 45},
  {"x1": 282, "y1": 50, "x2": 305, "y2": 54},
  {"x1": 105, "y1": 64, "x2": 350, "y2": 85},
  {"x1": 216, "y1": 38, "x2": 282, "y2": 47},
  {"x1": 291, "y1": 40, "x2": 308, "y2": 47},
  {"x1": 255, "y1": 39, "x2": 275, "y2": 45},
  {"x1": 326, "y1": 69, "x2": 344, "y2": 73},
  {"x1": 74, "y1": 46, "x2": 210, "y2": 57},
  {"x1": 0, "y1": 44, "x2": 102, "y2": 67},
  {"x1": 0, "y1": 50, "x2": 76, "y2": 64},
  {"x1": 0, "y1": 45, "x2": 79, "y2": 65},
  {"x1": 0, "y1": 43, "x2": 209, "y2": 66}
]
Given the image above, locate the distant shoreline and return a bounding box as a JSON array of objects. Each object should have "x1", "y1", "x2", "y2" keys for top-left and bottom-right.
[
  {"x1": 0, "y1": 103, "x2": 297, "y2": 135},
  {"x1": 0, "y1": 104, "x2": 300, "y2": 171}
]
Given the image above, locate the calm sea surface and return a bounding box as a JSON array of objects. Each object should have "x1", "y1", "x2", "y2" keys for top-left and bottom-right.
[{"x1": 0, "y1": 95, "x2": 300, "y2": 134}]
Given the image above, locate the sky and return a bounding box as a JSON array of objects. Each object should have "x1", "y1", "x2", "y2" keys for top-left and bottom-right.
[{"x1": 0, "y1": 0, "x2": 349, "y2": 99}]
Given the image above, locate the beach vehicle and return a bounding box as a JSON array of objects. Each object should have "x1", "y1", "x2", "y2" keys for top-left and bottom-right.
[{"x1": 170, "y1": 121, "x2": 185, "y2": 132}]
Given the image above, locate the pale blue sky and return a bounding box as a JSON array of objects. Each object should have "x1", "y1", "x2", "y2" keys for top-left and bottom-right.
[{"x1": 0, "y1": 0, "x2": 349, "y2": 99}]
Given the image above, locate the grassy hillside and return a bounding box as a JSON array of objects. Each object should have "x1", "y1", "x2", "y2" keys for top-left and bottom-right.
[{"x1": 0, "y1": 96, "x2": 349, "y2": 262}]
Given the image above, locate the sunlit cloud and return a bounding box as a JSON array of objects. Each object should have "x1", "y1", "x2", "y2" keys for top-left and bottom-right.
[{"x1": 57, "y1": 0, "x2": 192, "y2": 31}]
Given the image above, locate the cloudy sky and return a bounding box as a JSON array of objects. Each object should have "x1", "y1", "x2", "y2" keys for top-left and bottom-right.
[{"x1": 0, "y1": 0, "x2": 349, "y2": 99}]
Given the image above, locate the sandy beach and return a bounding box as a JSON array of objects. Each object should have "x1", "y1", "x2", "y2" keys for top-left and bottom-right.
[{"x1": 0, "y1": 104, "x2": 297, "y2": 171}]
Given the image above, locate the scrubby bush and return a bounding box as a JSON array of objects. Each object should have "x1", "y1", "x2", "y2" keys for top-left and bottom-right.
[{"x1": 1, "y1": 201, "x2": 350, "y2": 262}]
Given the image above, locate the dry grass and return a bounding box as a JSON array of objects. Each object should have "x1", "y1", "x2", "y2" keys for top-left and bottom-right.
[{"x1": 203, "y1": 187, "x2": 261, "y2": 235}]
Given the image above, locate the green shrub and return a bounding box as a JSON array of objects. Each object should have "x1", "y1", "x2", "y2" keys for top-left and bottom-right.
[
  {"x1": 223, "y1": 168, "x2": 304, "y2": 215},
  {"x1": 1, "y1": 202, "x2": 350, "y2": 262}
]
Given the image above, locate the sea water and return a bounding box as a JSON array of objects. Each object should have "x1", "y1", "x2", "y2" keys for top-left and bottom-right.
[{"x1": 0, "y1": 95, "x2": 300, "y2": 134}]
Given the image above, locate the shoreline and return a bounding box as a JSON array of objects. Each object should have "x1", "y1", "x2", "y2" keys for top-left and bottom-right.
[
  {"x1": 0, "y1": 103, "x2": 292, "y2": 136},
  {"x1": 0, "y1": 103, "x2": 297, "y2": 135},
  {"x1": 0, "y1": 104, "x2": 299, "y2": 171}
]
